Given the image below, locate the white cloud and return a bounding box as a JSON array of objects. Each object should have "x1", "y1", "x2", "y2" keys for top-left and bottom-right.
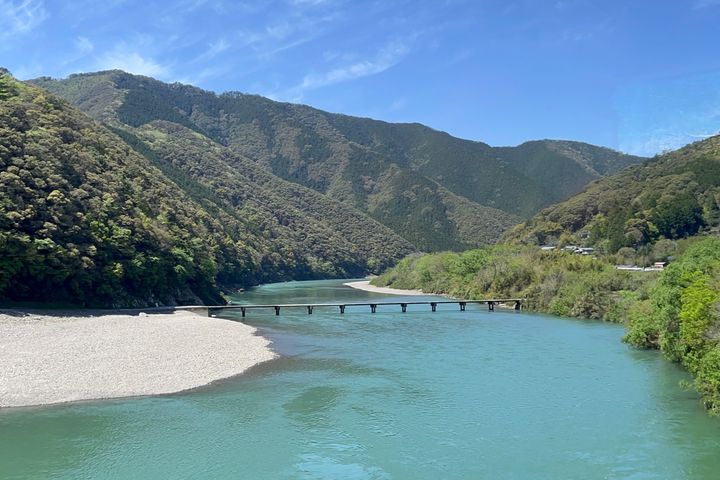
[
  {"x1": 616, "y1": 72, "x2": 720, "y2": 156},
  {"x1": 74, "y1": 36, "x2": 94, "y2": 55},
  {"x1": 620, "y1": 129, "x2": 719, "y2": 157},
  {"x1": 175, "y1": 65, "x2": 230, "y2": 85},
  {"x1": 96, "y1": 44, "x2": 169, "y2": 78},
  {"x1": 298, "y1": 41, "x2": 409, "y2": 91},
  {"x1": 322, "y1": 50, "x2": 359, "y2": 63},
  {"x1": 230, "y1": 9, "x2": 340, "y2": 60},
  {"x1": 207, "y1": 38, "x2": 230, "y2": 56},
  {"x1": 265, "y1": 22, "x2": 294, "y2": 40},
  {"x1": 0, "y1": 0, "x2": 47, "y2": 36},
  {"x1": 620, "y1": 135, "x2": 687, "y2": 157},
  {"x1": 193, "y1": 38, "x2": 230, "y2": 62},
  {"x1": 52, "y1": 36, "x2": 95, "y2": 72}
]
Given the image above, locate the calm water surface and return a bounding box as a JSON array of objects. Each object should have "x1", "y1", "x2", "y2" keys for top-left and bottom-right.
[{"x1": 2, "y1": 279, "x2": 720, "y2": 479}]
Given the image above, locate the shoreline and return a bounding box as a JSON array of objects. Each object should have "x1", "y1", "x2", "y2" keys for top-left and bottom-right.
[
  {"x1": 0, "y1": 310, "x2": 275, "y2": 409},
  {"x1": 343, "y1": 280, "x2": 427, "y2": 296},
  {"x1": 345, "y1": 280, "x2": 519, "y2": 308}
]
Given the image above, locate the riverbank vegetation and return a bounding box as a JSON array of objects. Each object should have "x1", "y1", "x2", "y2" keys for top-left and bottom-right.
[
  {"x1": 624, "y1": 238, "x2": 720, "y2": 414},
  {"x1": 372, "y1": 237, "x2": 720, "y2": 414},
  {"x1": 372, "y1": 245, "x2": 656, "y2": 322}
]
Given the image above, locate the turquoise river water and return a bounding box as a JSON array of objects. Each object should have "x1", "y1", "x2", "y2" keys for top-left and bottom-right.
[{"x1": 2, "y1": 279, "x2": 720, "y2": 479}]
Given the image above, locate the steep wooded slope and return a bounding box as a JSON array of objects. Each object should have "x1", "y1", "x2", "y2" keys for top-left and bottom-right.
[
  {"x1": 505, "y1": 136, "x2": 720, "y2": 252},
  {"x1": 33, "y1": 71, "x2": 642, "y2": 250},
  {"x1": 0, "y1": 71, "x2": 413, "y2": 307}
]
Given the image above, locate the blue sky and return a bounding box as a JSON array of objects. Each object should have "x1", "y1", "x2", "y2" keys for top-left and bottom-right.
[{"x1": 1, "y1": 0, "x2": 720, "y2": 156}]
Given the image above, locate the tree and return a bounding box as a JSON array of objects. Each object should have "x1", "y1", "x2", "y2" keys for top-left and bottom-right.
[
  {"x1": 652, "y1": 193, "x2": 705, "y2": 239},
  {"x1": 0, "y1": 75, "x2": 15, "y2": 100}
]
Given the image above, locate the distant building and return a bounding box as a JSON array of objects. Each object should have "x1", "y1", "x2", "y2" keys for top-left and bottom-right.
[
  {"x1": 562, "y1": 245, "x2": 594, "y2": 255},
  {"x1": 617, "y1": 262, "x2": 668, "y2": 272}
]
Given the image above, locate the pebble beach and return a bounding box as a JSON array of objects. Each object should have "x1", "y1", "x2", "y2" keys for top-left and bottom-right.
[{"x1": 0, "y1": 310, "x2": 275, "y2": 408}]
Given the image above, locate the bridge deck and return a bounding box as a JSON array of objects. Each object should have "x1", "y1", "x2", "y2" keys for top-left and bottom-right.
[{"x1": 177, "y1": 299, "x2": 524, "y2": 317}]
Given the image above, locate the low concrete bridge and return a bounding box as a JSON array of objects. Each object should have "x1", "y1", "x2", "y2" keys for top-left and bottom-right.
[{"x1": 178, "y1": 299, "x2": 524, "y2": 317}]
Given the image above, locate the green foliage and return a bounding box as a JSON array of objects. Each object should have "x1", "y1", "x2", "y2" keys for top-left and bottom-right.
[
  {"x1": 678, "y1": 273, "x2": 717, "y2": 370},
  {"x1": 0, "y1": 77, "x2": 225, "y2": 306},
  {"x1": 32, "y1": 71, "x2": 642, "y2": 251},
  {"x1": 623, "y1": 238, "x2": 720, "y2": 414},
  {"x1": 130, "y1": 121, "x2": 415, "y2": 277},
  {"x1": 373, "y1": 245, "x2": 653, "y2": 322},
  {"x1": 652, "y1": 193, "x2": 705, "y2": 239},
  {"x1": 507, "y1": 136, "x2": 720, "y2": 253},
  {"x1": 622, "y1": 300, "x2": 659, "y2": 348},
  {"x1": 682, "y1": 157, "x2": 720, "y2": 188},
  {"x1": 0, "y1": 73, "x2": 412, "y2": 307},
  {"x1": 696, "y1": 348, "x2": 720, "y2": 415},
  {"x1": 0, "y1": 73, "x2": 18, "y2": 100}
]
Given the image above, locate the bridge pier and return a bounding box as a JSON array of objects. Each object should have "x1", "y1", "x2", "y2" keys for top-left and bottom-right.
[{"x1": 188, "y1": 298, "x2": 524, "y2": 317}]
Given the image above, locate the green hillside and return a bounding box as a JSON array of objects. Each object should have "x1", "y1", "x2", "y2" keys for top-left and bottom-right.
[
  {"x1": 0, "y1": 71, "x2": 413, "y2": 307},
  {"x1": 505, "y1": 135, "x2": 720, "y2": 257},
  {"x1": 32, "y1": 71, "x2": 642, "y2": 250}
]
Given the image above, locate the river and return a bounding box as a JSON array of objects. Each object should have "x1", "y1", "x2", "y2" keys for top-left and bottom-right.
[{"x1": 1, "y1": 279, "x2": 719, "y2": 479}]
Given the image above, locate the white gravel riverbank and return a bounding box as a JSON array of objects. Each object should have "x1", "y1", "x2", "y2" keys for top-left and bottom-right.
[
  {"x1": 343, "y1": 280, "x2": 426, "y2": 296},
  {"x1": 0, "y1": 310, "x2": 275, "y2": 408}
]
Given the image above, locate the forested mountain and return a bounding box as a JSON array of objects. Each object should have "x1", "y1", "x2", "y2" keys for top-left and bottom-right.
[
  {"x1": 505, "y1": 135, "x2": 720, "y2": 256},
  {"x1": 0, "y1": 70, "x2": 413, "y2": 307},
  {"x1": 32, "y1": 70, "x2": 642, "y2": 250}
]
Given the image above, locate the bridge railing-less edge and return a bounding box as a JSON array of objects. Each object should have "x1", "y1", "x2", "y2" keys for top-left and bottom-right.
[{"x1": 175, "y1": 299, "x2": 524, "y2": 317}]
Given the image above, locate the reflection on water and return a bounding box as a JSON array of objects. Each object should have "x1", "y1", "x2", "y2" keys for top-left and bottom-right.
[{"x1": 1, "y1": 279, "x2": 719, "y2": 479}]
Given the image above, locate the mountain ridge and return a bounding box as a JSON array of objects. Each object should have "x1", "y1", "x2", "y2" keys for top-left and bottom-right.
[
  {"x1": 0, "y1": 70, "x2": 414, "y2": 306},
  {"x1": 31, "y1": 70, "x2": 644, "y2": 250},
  {"x1": 505, "y1": 134, "x2": 720, "y2": 255}
]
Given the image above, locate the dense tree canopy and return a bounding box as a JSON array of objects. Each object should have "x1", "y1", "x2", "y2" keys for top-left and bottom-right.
[
  {"x1": 0, "y1": 73, "x2": 15, "y2": 100},
  {"x1": 651, "y1": 193, "x2": 705, "y2": 239},
  {"x1": 506, "y1": 136, "x2": 720, "y2": 256},
  {"x1": 32, "y1": 70, "x2": 642, "y2": 251},
  {"x1": 0, "y1": 73, "x2": 413, "y2": 307}
]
